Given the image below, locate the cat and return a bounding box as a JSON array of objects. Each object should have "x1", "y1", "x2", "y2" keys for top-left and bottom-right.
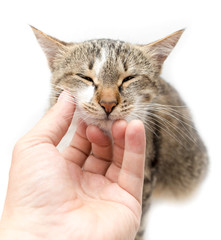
[{"x1": 31, "y1": 26, "x2": 208, "y2": 240}]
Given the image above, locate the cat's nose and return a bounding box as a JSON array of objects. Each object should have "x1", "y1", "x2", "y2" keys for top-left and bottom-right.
[{"x1": 99, "y1": 100, "x2": 117, "y2": 116}]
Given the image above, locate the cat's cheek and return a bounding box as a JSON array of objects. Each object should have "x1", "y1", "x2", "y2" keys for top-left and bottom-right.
[
  {"x1": 73, "y1": 85, "x2": 96, "y2": 120},
  {"x1": 76, "y1": 85, "x2": 95, "y2": 103}
]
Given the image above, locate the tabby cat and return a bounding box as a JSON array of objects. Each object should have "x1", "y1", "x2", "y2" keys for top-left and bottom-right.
[{"x1": 31, "y1": 26, "x2": 208, "y2": 240}]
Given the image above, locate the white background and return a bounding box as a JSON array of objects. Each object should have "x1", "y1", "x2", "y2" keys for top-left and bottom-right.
[{"x1": 0, "y1": 0, "x2": 220, "y2": 239}]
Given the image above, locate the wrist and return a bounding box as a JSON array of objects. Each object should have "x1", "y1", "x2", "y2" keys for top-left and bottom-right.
[
  {"x1": 0, "y1": 227, "x2": 42, "y2": 240},
  {"x1": 0, "y1": 215, "x2": 45, "y2": 240}
]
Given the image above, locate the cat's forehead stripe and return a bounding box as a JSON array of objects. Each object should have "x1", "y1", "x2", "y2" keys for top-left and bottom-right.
[{"x1": 93, "y1": 48, "x2": 107, "y2": 77}]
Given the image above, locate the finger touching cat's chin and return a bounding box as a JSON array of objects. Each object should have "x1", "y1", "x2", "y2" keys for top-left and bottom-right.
[{"x1": 86, "y1": 118, "x2": 114, "y2": 136}]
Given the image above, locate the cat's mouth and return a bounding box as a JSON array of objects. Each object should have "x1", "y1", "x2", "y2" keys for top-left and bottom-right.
[
  {"x1": 84, "y1": 116, "x2": 115, "y2": 133},
  {"x1": 86, "y1": 114, "x2": 122, "y2": 124},
  {"x1": 75, "y1": 105, "x2": 125, "y2": 133},
  {"x1": 77, "y1": 103, "x2": 122, "y2": 120}
]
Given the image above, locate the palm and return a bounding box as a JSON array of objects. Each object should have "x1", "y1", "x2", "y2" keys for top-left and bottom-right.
[
  {"x1": 57, "y1": 166, "x2": 139, "y2": 240},
  {"x1": 8, "y1": 120, "x2": 145, "y2": 239}
]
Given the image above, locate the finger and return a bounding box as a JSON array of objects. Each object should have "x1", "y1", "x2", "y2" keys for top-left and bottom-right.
[
  {"x1": 83, "y1": 125, "x2": 112, "y2": 174},
  {"x1": 23, "y1": 91, "x2": 75, "y2": 146},
  {"x1": 62, "y1": 120, "x2": 91, "y2": 167},
  {"x1": 118, "y1": 120, "x2": 146, "y2": 203},
  {"x1": 105, "y1": 120, "x2": 127, "y2": 182}
]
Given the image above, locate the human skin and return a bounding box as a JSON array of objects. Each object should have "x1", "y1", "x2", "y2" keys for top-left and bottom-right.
[{"x1": 0, "y1": 91, "x2": 146, "y2": 240}]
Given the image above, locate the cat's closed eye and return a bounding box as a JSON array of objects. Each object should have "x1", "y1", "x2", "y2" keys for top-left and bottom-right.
[
  {"x1": 122, "y1": 75, "x2": 135, "y2": 83},
  {"x1": 118, "y1": 75, "x2": 136, "y2": 90},
  {"x1": 76, "y1": 73, "x2": 94, "y2": 83}
]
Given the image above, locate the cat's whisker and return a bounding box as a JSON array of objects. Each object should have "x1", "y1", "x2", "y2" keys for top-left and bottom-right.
[
  {"x1": 148, "y1": 111, "x2": 197, "y2": 145},
  {"x1": 152, "y1": 107, "x2": 198, "y2": 141},
  {"x1": 146, "y1": 115, "x2": 186, "y2": 147},
  {"x1": 132, "y1": 103, "x2": 197, "y2": 146},
  {"x1": 129, "y1": 110, "x2": 185, "y2": 146},
  {"x1": 74, "y1": 110, "x2": 92, "y2": 125},
  {"x1": 136, "y1": 102, "x2": 198, "y2": 140},
  {"x1": 128, "y1": 106, "x2": 160, "y2": 135},
  {"x1": 142, "y1": 105, "x2": 196, "y2": 129},
  {"x1": 49, "y1": 88, "x2": 80, "y2": 105},
  {"x1": 132, "y1": 108, "x2": 175, "y2": 140},
  {"x1": 50, "y1": 83, "x2": 74, "y2": 92},
  {"x1": 153, "y1": 109, "x2": 198, "y2": 139},
  {"x1": 148, "y1": 105, "x2": 193, "y2": 122},
  {"x1": 128, "y1": 112, "x2": 157, "y2": 136},
  {"x1": 149, "y1": 103, "x2": 187, "y2": 108},
  {"x1": 145, "y1": 104, "x2": 193, "y2": 122}
]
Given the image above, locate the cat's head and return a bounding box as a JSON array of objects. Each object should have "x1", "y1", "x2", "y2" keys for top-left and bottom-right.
[{"x1": 31, "y1": 26, "x2": 184, "y2": 132}]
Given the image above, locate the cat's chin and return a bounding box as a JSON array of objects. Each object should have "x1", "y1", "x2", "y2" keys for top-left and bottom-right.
[
  {"x1": 84, "y1": 118, "x2": 114, "y2": 136},
  {"x1": 74, "y1": 108, "x2": 114, "y2": 136}
]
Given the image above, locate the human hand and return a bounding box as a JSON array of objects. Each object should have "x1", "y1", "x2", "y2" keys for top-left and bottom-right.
[{"x1": 0, "y1": 92, "x2": 146, "y2": 240}]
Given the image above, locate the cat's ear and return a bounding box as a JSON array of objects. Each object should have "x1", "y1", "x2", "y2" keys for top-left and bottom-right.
[
  {"x1": 30, "y1": 26, "x2": 67, "y2": 70},
  {"x1": 138, "y1": 29, "x2": 184, "y2": 72}
]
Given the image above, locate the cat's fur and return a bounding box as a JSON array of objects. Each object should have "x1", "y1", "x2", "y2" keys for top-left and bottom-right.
[{"x1": 31, "y1": 26, "x2": 208, "y2": 240}]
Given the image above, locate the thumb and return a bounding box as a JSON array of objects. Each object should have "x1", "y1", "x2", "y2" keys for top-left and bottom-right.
[{"x1": 23, "y1": 91, "x2": 75, "y2": 146}]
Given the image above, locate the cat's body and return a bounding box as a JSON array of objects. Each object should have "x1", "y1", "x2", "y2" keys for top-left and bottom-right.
[{"x1": 32, "y1": 27, "x2": 208, "y2": 239}]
